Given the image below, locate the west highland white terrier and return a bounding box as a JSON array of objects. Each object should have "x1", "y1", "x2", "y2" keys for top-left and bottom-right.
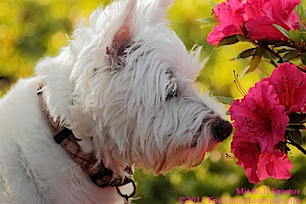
[{"x1": 0, "y1": 0, "x2": 232, "y2": 203}]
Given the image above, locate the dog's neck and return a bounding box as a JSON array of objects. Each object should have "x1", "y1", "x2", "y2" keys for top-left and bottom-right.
[
  {"x1": 38, "y1": 80, "x2": 137, "y2": 200},
  {"x1": 35, "y1": 48, "x2": 133, "y2": 177}
]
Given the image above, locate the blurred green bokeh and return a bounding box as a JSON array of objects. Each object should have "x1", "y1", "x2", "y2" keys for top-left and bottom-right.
[{"x1": 0, "y1": 0, "x2": 305, "y2": 203}]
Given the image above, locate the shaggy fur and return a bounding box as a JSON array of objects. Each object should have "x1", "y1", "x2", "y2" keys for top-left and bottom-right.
[{"x1": 0, "y1": 0, "x2": 232, "y2": 203}]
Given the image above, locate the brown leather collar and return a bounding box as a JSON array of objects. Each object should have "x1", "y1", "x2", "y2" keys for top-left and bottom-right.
[{"x1": 37, "y1": 81, "x2": 136, "y2": 202}]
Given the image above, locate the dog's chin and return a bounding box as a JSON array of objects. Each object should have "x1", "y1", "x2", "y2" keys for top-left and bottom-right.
[
  {"x1": 187, "y1": 141, "x2": 222, "y2": 168},
  {"x1": 207, "y1": 141, "x2": 222, "y2": 152},
  {"x1": 190, "y1": 140, "x2": 223, "y2": 167}
]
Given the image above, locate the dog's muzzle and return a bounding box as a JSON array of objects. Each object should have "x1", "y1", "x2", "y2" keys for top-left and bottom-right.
[{"x1": 214, "y1": 119, "x2": 232, "y2": 141}]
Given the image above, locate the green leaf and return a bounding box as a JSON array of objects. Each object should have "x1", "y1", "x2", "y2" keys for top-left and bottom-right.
[
  {"x1": 288, "y1": 124, "x2": 306, "y2": 129},
  {"x1": 288, "y1": 30, "x2": 302, "y2": 43},
  {"x1": 278, "y1": 142, "x2": 289, "y2": 152},
  {"x1": 301, "y1": 52, "x2": 306, "y2": 65},
  {"x1": 277, "y1": 48, "x2": 288, "y2": 53},
  {"x1": 237, "y1": 48, "x2": 256, "y2": 59},
  {"x1": 215, "y1": 96, "x2": 235, "y2": 105},
  {"x1": 299, "y1": 22, "x2": 306, "y2": 32},
  {"x1": 286, "y1": 126, "x2": 295, "y2": 131},
  {"x1": 273, "y1": 24, "x2": 290, "y2": 39},
  {"x1": 198, "y1": 17, "x2": 217, "y2": 25},
  {"x1": 249, "y1": 55, "x2": 262, "y2": 73},
  {"x1": 301, "y1": 32, "x2": 306, "y2": 41},
  {"x1": 295, "y1": 3, "x2": 306, "y2": 19},
  {"x1": 241, "y1": 24, "x2": 248, "y2": 36},
  {"x1": 263, "y1": 51, "x2": 278, "y2": 60},
  {"x1": 253, "y1": 46, "x2": 267, "y2": 56},
  {"x1": 289, "y1": 112, "x2": 306, "y2": 123},
  {"x1": 282, "y1": 50, "x2": 300, "y2": 62},
  {"x1": 295, "y1": 3, "x2": 304, "y2": 14},
  {"x1": 216, "y1": 35, "x2": 239, "y2": 47},
  {"x1": 236, "y1": 34, "x2": 252, "y2": 42},
  {"x1": 287, "y1": 129, "x2": 303, "y2": 145}
]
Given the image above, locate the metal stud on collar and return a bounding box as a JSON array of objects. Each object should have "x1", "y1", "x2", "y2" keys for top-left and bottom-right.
[{"x1": 116, "y1": 179, "x2": 137, "y2": 203}]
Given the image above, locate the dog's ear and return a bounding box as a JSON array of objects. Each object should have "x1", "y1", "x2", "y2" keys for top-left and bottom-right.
[
  {"x1": 150, "y1": 0, "x2": 174, "y2": 24},
  {"x1": 107, "y1": 0, "x2": 136, "y2": 66}
]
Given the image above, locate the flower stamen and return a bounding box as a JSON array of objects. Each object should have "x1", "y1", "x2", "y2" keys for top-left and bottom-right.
[
  {"x1": 226, "y1": 152, "x2": 235, "y2": 159},
  {"x1": 233, "y1": 70, "x2": 247, "y2": 96}
]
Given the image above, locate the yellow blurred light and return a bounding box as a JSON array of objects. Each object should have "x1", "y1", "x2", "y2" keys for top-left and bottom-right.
[
  {"x1": 51, "y1": 31, "x2": 66, "y2": 49},
  {"x1": 40, "y1": 0, "x2": 51, "y2": 6},
  {"x1": 226, "y1": 173, "x2": 239, "y2": 185},
  {"x1": 195, "y1": 166, "x2": 207, "y2": 181},
  {"x1": 0, "y1": 24, "x2": 8, "y2": 39},
  {"x1": 0, "y1": 2, "x2": 9, "y2": 17},
  {"x1": 170, "y1": 172, "x2": 182, "y2": 185},
  {"x1": 210, "y1": 150, "x2": 221, "y2": 163}
]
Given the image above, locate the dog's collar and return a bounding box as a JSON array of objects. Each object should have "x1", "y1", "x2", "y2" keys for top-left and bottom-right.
[{"x1": 37, "y1": 81, "x2": 136, "y2": 202}]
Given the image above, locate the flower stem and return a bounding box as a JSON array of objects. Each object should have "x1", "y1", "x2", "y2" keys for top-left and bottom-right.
[
  {"x1": 270, "y1": 60, "x2": 278, "y2": 68},
  {"x1": 291, "y1": 143, "x2": 306, "y2": 155}
]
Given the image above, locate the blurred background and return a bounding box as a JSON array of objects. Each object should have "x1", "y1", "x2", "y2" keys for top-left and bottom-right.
[{"x1": 0, "y1": 0, "x2": 305, "y2": 203}]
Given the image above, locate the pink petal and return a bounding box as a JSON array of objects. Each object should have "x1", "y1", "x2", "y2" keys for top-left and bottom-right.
[
  {"x1": 207, "y1": 26, "x2": 225, "y2": 46},
  {"x1": 256, "y1": 150, "x2": 293, "y2": 181},
  {"x1": 230, "y1": 81, "x2": 289, "y2": 154},
  {"x1": 262, "y1": 0, "x2": 300, "y2": 30},
  {"x1": 269, "y1": 151, "x2": 293, "y2": 179},
  {"x1": 207, "y1": 0, "x2": 245, "y2": 45},
  {"x1": 208, "y1": 0, "x2": 300, "y2": 45},
  {"x1": 244, "y1": 0, "x2": 266, "y2": 19},
  {"x1": 244, "y1": 167, "x2": 261, "y2": 184},
  {"x1": 268, "y1": 63, "x2": 306, "y2": 114},
  {"x1": 231, "y1": 138, "x2": 261, "y2": 184},
  {"x1": 245, "y1": 17, "x2": 289, "y2": 40}
]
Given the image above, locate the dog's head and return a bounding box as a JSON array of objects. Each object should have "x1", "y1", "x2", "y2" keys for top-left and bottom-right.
[{"x1": 37, "y1": 0, "x2": 232, "y2": 176}]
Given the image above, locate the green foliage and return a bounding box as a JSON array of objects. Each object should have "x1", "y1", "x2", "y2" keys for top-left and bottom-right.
[
  {"x1": 215, "y1": 96, "x2": 234, "y2": 105},
  {"x1": 273, "y1": 24, "x2": 290, "y2": 39},
  {"x1": 216, "y1": 35, "x2": 239, "y2": 47},
  {"x1": 0, "y1": 0, "x2": 305, "y2": 203}
]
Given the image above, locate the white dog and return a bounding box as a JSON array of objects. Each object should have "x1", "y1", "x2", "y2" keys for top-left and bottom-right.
[{"x1": 0, "y1": 0, "x2": 232, "y2": 203}]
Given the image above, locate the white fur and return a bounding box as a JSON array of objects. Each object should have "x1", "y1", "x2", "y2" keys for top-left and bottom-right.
[{"x1": 0, "y1": 0, "x2": 229, "y2": 203}]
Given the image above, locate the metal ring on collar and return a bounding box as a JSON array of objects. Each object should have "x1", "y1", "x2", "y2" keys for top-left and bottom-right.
[{"x1": 116, "y1": 179, "x2": 137, "y2": 200}]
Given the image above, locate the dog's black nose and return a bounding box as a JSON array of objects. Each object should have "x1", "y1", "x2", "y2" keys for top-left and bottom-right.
[{"x1": 214, "y1": 119, "x2": 232, "y2": 141}]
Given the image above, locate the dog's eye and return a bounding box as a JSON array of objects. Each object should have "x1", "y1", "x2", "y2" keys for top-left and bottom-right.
[
  {"x1": 166, "y1": 89, "x2": 177, "y2": 100},
  {"x1": 165, "y1": 69, "x2": 177, "y2": 100},
  {"x1": 166, "y1": 81, "x2": 177, "y2": 100}
]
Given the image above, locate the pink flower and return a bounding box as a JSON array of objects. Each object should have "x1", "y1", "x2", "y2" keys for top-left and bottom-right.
[
  {"x1": 262, "y1": 0, "x2": 300, "y2": 31},
  {"x1": 243, "y1": 0, "x2": 266, "y2": 19},
  {"x1": 230, "y1": 81, "x2": 289, "y2": 154},
  {"x1": 245, "y1": 0, "x2": 300, "y2": 40},
  {"x1": 228, "y1": 63, "x2": 306, "y2": 184},
  {"x1": 244, "y1": 16, "x2": 289, "y2": 40},
  {"x1": 207, "y1": 0, "x2": 300, "y2": 45},
  {"x1": 231, "y1": 138, "x2": 262, "y2": 183},
  {"x1": 231, "y1": 136, "x2": 293, "y2": 183},
  {"x1": 267, "y1": 63, "x2": 306, "y2": 114},
  {"x1": 256, "y1": 150, "x2": 293, "y2": 181},
  {"x1": 207, "y1": 0, "x2": 246, "y2": 45}
]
